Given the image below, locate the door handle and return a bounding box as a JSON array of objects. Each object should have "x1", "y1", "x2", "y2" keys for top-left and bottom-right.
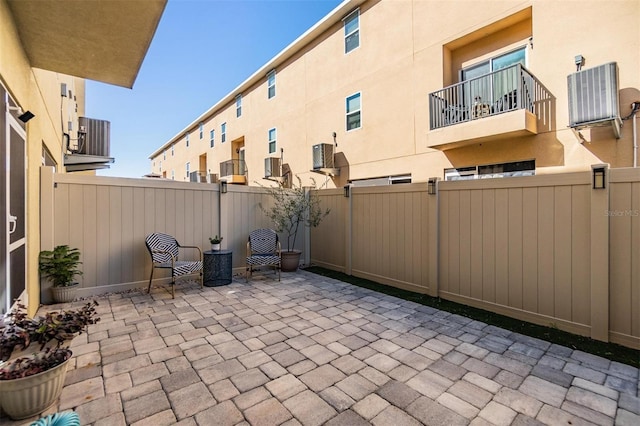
[{"x1": 9, "y1": 215, "x2": 17, "y2": 234}]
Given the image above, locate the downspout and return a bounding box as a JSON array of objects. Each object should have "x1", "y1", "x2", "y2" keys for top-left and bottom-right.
[
  {"x1": 623, "y1": 101, "x2": 640, "y2": 167},
  {"x1": 633, "y1": 108, "x2": 638, "y2": 168}
]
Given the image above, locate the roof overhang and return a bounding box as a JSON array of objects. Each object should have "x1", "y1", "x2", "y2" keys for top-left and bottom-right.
[{"x1": 7, "y1": 0, "x2": 167, "y2": 88}]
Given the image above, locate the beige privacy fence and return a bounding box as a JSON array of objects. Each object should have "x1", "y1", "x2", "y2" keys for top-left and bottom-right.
[
  {"x1": 41, "y1": 167, "x2": 638, "y2": 348},
  {"x1": 311, "y1": 168, "x2": 639, "y2": 349},
  {"x1": 40, "y1": 168, "x2": 293, "y2": 302}
]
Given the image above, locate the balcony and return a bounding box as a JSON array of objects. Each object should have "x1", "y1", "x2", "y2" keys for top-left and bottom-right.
[
  {"x1": 427, "y1": 64, "x2": 551, "y2": 150},
  {"x1": 220, "y1": 159, "x2": 247, "y2": 184}
]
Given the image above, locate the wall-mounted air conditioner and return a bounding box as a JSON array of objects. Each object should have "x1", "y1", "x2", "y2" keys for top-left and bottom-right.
[
  {"x1": 189, "y1": 171, "x2": 208, "y2": 182},
  {"x1": 567, "y1": 62, "x2": 621, "y2": 138},
  {"x1": 312, "y1": 143, "x2": 334, "y2": 169},
  {"x1": 78, "y1": 117, "x2": 111, "y2": 156},
  {"x1": 264, "y1": 157, "x2": 281, "y2": 178}
]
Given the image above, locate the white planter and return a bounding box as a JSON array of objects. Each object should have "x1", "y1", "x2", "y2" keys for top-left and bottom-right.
[
  {"x1": 211, "y1": 243, "x2": 221, "y2": 251},
  {"x1": 0, "y1": 354, "x2": 71, "y2": 420},
  {"x1": 51, "y1": 283, "x2": 78, "y2": 303}
]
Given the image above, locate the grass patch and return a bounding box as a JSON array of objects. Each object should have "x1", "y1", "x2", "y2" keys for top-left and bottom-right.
[{"x1": 304, "y1": 266, "x2": 639, "y2": 368}]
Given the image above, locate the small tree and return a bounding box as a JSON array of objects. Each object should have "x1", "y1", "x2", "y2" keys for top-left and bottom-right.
[{"x1": 260, "y1": 177, "x2": 330, "y2": 252}]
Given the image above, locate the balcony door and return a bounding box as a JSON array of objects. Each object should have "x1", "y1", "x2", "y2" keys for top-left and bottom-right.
[
  {"x1": 238, "y1": 147, "x2": 246, "y2": 176},
  {"x1": 461, "y1": 47, "x2": 526, "y2": 109},
  {"x1": 2, "y1": 89, "x2": 27, "y2": 314}
]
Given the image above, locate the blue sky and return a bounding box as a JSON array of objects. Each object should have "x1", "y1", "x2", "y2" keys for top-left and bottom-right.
[{"x1": 86, "y1": 0, "x2": 343, "y2": 178}]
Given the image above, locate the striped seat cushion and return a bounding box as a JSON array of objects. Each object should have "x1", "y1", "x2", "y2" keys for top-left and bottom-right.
[
  {"x1": 246, "y1": 254, "x2": 280, "y2": 266},
  {"x1": 155, "y1": 260, "x2": 203, "y2": 276}
]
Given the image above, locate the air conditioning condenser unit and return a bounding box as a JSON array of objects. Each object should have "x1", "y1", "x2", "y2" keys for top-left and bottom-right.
[
  {"x1": 567, "y1": 62, "x2": 621, "y2": 138},
  {"x1": 312, "y1": 143, "x2": 334, "y2": 169},
  {"x1": 264, "y1": 157, "x2": 281, "y2": 178}
]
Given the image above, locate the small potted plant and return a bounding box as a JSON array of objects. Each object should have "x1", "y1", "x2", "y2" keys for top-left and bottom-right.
[
  {"x1": 0, "y1": 301, "x2": 99, "y2": 419},
  {"x1": 209, "y1": 235, "x2": 223, "y2": 251},
  {"x1": 260, "y1": 177, "x2": 330, "y2": 271},
  {"x1": 39, "y1": 245, "x2": 82, "y2": 303}
]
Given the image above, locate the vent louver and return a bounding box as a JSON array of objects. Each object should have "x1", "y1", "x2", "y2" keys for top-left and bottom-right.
[
  {"x1": 264, "y1": 157, "x2": 281, "y2": 178},
  {"x1": 567, "y1": 62, "x2": 621, "y2": 138},
  {"x1": 312, "y1": 143, "x2": 334, "y2": 169},
  {"x1": 78, "y1": 117, "x2": 111, "y2": 156}
]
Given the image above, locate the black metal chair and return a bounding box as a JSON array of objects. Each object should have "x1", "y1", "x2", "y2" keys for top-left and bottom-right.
[
  {"x1": 145, "y1": 233, "x2": 203, "y2": 298},
  {"x1": 246, "y1": 229, "x2": 281, "y2": 282}
]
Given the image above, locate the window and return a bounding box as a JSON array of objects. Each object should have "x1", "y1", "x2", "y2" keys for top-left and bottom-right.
[
  {"x1": 390, "y1": 175, "x2": 412, "y2": 184},
  {"x1": 346, "y1": 92, "x2": 361, "y2": 130},
  {"x1": 221, "y1": 122, "x2": 226, "y2": 143},
  {"x1": 185, "y1": 162, "x2": 190, "y2": 179},
  {"x1": 185, "y1": 133, "x2": 190, "y2": 148},
  {"x1": 210, "y1": 129, "x2": 215, "y2": 148},
  {"x1": 199, "y1": 122, "x2": 204, "y2": 139},
  {"x1": 268, "y1": 128, "x2": 277, "y2": 154},
  {"x1": 159, "y1": 160, "x2": 162, "y2": 171},
  {"x1": 171, "y1": 145, "x2": 174, "y2": 156},
  {"x1": 236, "y1": 95, "x2": 242, "y2": 117},
  {"x1": 171, "y1": 170, "x2": 175, "y2": 180},
  {"x1": 344, "y1": 10, "x2": 360, "y2": 53},
  {"x1": 163, "y1": 151, "x2": 166, "y2": 160},
  {"x1": 445, "y1": 159, "x2": 535, "y2": 181},
  {"x1": 267, "y1": 70, "x2": 276, "y2": 99},
  {"x1": 42, "y1": 145, "x2": 56, "y2": 168}
]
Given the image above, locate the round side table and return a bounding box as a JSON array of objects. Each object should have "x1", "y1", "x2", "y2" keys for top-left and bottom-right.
[{"x1": 203, "y1": 250, "x2": 233, "y2": 286}]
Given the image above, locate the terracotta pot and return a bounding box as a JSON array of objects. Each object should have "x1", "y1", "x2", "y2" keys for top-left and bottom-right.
[
  {"x1": 51, "y1": 283, "x2": 79, "y2": 303},
  {"x1": 0, "y1": 354, "x2": 71, "y2": 420},
  {"x1": 281, "y1": 251, "x2": 301, "y2": 272}
]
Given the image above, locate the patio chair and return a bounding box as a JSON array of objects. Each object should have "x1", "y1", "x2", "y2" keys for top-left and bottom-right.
[
  {"x1": 246, "y1": 229, "x2": 281, "y2": 282},
  {"x1": 443, "y1": 103, "x2": 468, "y2": 125},
  {"x1": 145, "y1": 232, "x2": 203, "y2": 298}
]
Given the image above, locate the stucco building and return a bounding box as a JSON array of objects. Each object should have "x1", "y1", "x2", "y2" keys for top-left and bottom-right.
[
  {"x1": 150, "y1": 0, "x2": 639, "y2": 189},
  {"x1": 1, "y1": 0, "x2": 165, "y2": 314}
]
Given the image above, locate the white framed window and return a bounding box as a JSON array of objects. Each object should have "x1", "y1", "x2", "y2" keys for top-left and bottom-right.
[
  {"x1": 221, "y1": 122, "x2": 226, "y2": 143},
  {"x1": 390, "y1": 175, "x2": 412, "y2": 184},
  {"x1": 171, "y1": 145, "x2": 174, "y2": 156},
  {"x1": 445, "y1": 159, "x2": 535, "y2": 181},
  {"x1": 185, "y1": 133, "x2": 190, "y2": 148},
  {"x1": 346, "y1": 92, "x2": 361, "y2": 130},
  {"x1": 42, "y1": 144, "x2": 57, "y2": 168},
  {"x1": 163, "y1": 151, "x2": 166, "y2": 160},
  {"x1": 268, "y1": 128, "x2": 277, "y2": 154},
  {"x1": 159, "y1": 160, "x2": 162, "y2": 171},
  {"x1": 343, "y1": 9, "x2": 360, "y2": 54},
  {"x1": 236, "y1": 95, "x2": 242, "y2": 117},
  {"x1": 185, "y1": 162, "x2": 190, "y2": 179},
  {"x1": 267, "y1": 70, "x2": 276, "y2": 99},
  {"x1": 210, "y1": 129, "x2": 215, "y2": 148},
  {"x1": 171, "y1": 169, "x2": 175, "y2": 180},
  {"x1": 199, "y1": 122, "x2": 204, "y2": 139}
]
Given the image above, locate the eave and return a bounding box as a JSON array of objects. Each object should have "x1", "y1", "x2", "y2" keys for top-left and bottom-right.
[{"x1": 7, "y1": 0, "x2": 167, "y2": 88}]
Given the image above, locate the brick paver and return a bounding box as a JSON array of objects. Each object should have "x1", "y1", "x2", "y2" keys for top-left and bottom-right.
[{"x1": 4, "y1": 271, "x2": 637, "y2": 426}]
